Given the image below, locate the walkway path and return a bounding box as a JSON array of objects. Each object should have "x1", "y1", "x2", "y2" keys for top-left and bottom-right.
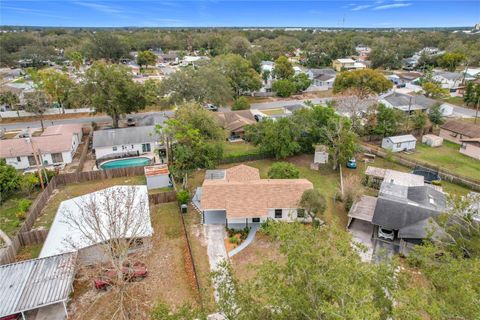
[
  {"x1": 228, "y1": 224, "x2": 259, "y2": 258},
  {"x1": 204, "y1": 224, "x2": 229, "y2": 302}
]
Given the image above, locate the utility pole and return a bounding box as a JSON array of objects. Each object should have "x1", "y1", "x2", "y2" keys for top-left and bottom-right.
[{"x1": 28, "y1": 138, "x2": 44, "y2": 189}]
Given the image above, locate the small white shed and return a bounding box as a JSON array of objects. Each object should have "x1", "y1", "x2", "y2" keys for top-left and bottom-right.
[
  {"x1": 145, "y1": 164, "x2": 171, "y2": 190},
  {"x1": 382, "y1": 135, "x2": 417, "y2": 152},
  {"x1": 422, "y1": 134, "x2": 443, "y2": 147},
  {"x1": 314, "y1": 145, "x2": 329, "y2": 164}
]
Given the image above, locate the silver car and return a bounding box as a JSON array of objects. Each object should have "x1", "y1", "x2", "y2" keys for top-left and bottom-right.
[{"x1": 378, "y1": 227, "x2": 394, "y2": 241}]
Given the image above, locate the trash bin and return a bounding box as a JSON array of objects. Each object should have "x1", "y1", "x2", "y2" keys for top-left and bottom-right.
[{"x1": 181, "y1": 204, "x2": 188, "y2": 214}]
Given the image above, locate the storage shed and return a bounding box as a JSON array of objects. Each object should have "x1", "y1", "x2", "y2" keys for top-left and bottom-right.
[
  {"x1": 144, "y1": 164, "x2": 171, "y2": 190},
  {"x1": 382, "y1": 134, "x2": 417, "y2": 152},
  {"x1": 422, "y1": 134, "x2": 443, "y2": 147},
  {"x1": 314, "y1": 145, "x2": 329, "y2": 164}
]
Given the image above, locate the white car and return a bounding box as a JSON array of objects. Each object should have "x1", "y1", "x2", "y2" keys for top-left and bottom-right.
[{"x1": 378, "y1": 227, "x2": 394, "y2": 241}]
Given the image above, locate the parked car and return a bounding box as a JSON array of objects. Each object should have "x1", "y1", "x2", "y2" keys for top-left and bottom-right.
[
  {"x1": 203, "y1": 103, "x2": 218, "y2": 112},
  {"x1": 94, "y1": 261, "x2": 148, "y2": 290},
  {"x1": 0, "y1": 314, "x2": 21, "y2": 320},
  {"x1": 346, "y1": 158, "x2": 357, "y2": 169},
  {"x1": 378, "y1": 227, "x2": 394, "y2": 241},
  {"x1": 126, "y1": 117, "x2": 136, "y2": 126},
  {"x1": 254, "y1": 114, "x2": 264, "y2": 122}
]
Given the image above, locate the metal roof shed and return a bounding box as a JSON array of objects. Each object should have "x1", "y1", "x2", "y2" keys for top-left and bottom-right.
[{"x1": 0, "y1": 252, "x2": 77, "y2": 319}]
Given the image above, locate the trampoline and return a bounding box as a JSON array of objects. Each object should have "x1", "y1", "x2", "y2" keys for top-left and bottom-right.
[{"x1": 411, "y1": 166, "x2": 441, "y2": 184}]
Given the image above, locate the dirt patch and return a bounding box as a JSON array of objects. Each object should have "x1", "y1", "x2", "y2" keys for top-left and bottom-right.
[
  {"x1": 231, "y1": 232, "x2": 281, "y2": 281},
  {"x1": 0, "y1": 112, "x2": 94, "y2": 124}
]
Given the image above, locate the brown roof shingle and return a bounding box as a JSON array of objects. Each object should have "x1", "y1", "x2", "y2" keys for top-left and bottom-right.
[
  {"x1": 215, "y1": 110, "x2": 256, "y2": 133},
  {"x1": 441, "y1": 120, "x2": 480, "y2": 138}
]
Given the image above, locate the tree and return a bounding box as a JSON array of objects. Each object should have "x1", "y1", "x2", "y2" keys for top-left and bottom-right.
[
  {"x1": 422, "y1": 81, "x2": 449, "y2": 98},
  {"x1": 24, "y1": 90, "x2": 49, "y2": 130},
  {"x1": 261, "y1": 69, "x2": 270, "y2": 84},
  {"x1": 437, "y1": 52, "x2": 466, "y2": 71},
  {"x1": 428, "y1": 103, "x2": 445, "y2": 127},
  {"x1": 83, "y1": 62, "x2": 147, "y2": 128},
  {"x1": 159, "y1": 65, "x2": 233, "y2": 107},
  {"x1": 0, "y1": 91, "x2": 20, "y2": 116},
  {"x1": 85, "y1": 32, "x2": 128, "y2": 62},
  {"x1": 463, "y1": 81, "x2": 475, "y2": 106},
  {"x1": 320, "y1": 117, "x2": 356, "y2": 170},
  {"x1": 333, "y1": 68, "x2": 393, "y2": 98},
  {"x1": 267, "y1": 162, "x2": 300, "y2": 179},
  {"x1": 67, "y1": 51, "x2": 83, "y2": 71},
  {"x1": 19, "y1": 173, "x2": 39, "y2": 196},
  {"x1": 137, "y1": 50, "x2": 157, "y2": 69},
  {"x1": 335, "y1": 89, "x2": 377, "y2": 133},
  {"x1": 372, "y1": 104, "x2": 404, "y2": 137},
  {"x1": 299, "y1": 189, "x2": 326, "y2": 225},
  {"x1": 292, "y1": 73, "x2": 312, "y2": 92},
  {"x1": 411, "y1": 110, "x2": 428, "y2": 130},
  {"x1": 272, "y1": 79, "x2": 296, "y2": 97},
  {"x1": 62, "y1": 186, "x2": 150, "y2": 320},
  {"x1": 228, "y1": 36, "x2": 251, "y2": 57},
  {"x1": 231, "y1": 96, "x2": 250, "y2": 110},
  {"x1": 213, "y1": 222, "x2": 395, "y2": 319},
  {"x1": 37, "y1": 68, "x2": 75, "y2": 113},
  {"x1": 273, "y1": 55, "x2": 294, "y2": 79},
  {"x1": 370, "y1": 47, "x2": 401, "y2": 69},
  {"x1": 213, "y1": 54, "x2": 262, "y2": 97},
  {"x1": 0, "y1": 160, "x2": 21, "y2": 203},
  {"x1": 245, "y1": 117, "x2": 301, "y2": 159}
]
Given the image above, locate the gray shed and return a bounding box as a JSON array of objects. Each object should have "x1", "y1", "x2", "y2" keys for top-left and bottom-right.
[
  {"x1": 382, "y1": 134, "x2": 417, "y2": 152},
  {"x1": 314, "y1": 145, "x2": 329, "y2": 164},
  {"x1": 0, "y1": 252, "x2": 77, "y2": 319},
  {"x1": 144, "y1": 164, "x2": 171, "y2": 190}
]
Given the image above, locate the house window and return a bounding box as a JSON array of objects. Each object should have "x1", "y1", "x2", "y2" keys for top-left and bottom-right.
[
  {"x1": 112, "y1": 146, "x2": 117, "y2": 151},
  {"x1": 297, "y1": 209, "x2": 305, "y2": 218},
  {"x1": 252, "y1": 218, "x2": 260, "y2": 223},
  {"x1": 142, "y1": 143, "x2": 151, "y2": 152},
  {"x1": 28, "y1": 155, "x2": 36, "y2": 166},
  {"x1": 51, "y1": 153, "x2": 63, "y2": 163},
  {"x1": 274, "y1": 209, "x2": 282, "y2": 218},
  {"x1": 461, "y1": 143, "x2": 467, "y2": 149},
  {"x1": 396, "y1": 143, "x2": 402, "y2": 148},
  {"x1": 16, "y1": 157, "x2": 21, "y2": 162}
]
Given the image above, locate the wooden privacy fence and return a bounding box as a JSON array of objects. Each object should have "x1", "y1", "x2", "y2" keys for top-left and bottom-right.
[
  {"x1": 360, "y1": 143, "x2": 480, "y2": 191},
  {"x1": 76, "y1": 127, "x2": 93, "y2": 173},
  {"x1": 0, "y1": 165, "x2": 176, "y2": 265}
]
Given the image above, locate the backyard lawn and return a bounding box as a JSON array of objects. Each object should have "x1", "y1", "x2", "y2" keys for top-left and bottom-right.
[
  {"x1": 403, "y1": 140, "x2": 480, "y2": 181},
  {"x1": 222, "y1": 141, "x2": 260, "y2": 157},
  {"x1": 261, "y1": 108, "x2": 287, "y2": 116},
  {"x1": 33, "y1": 175, "x2": 146, "y2": 230},
  {"x1": 0, "y1": 191, "x2": 40, "y2": 237}
]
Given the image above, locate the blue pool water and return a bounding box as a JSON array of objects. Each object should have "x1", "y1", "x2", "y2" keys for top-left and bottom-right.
[{"x1": 100, "y1": 157, "x2": 151, "y2": 170}]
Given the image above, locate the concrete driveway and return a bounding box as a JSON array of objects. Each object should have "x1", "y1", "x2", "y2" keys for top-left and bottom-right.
[
  {"x1": 349, "y1": 219, "x2": 374, "y2": 262},
  {"x1": 203, "y1": 224, "x2": 228, "y2": 302}
]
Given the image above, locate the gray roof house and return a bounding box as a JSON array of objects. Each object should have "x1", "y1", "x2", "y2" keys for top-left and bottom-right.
[{"x1": 379, "y1": 92, "x2": 436, "y2": 113}]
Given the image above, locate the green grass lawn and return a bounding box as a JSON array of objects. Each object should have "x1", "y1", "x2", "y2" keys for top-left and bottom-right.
[
  {"x1": 33, "y1": 175, "x2": 146, "y2": 230},
  {"x1": 403, "y1": 140, "x2": 480, "y2": 181},
  {"x1": 222, "y1": 141, "x2": 261, "y2": 157},
  {"x1": 261, "y1": 108, "x2": 286, "y2": 116},
  {"x1": 16, "y1": 243, "x2": 43, "y2": 261},
  {"x1": 441, "y1": 96, "x2": 466, "y2": 107},
  {"x1": 0, "y1": 191, "x2": 40, "y2": 237}
]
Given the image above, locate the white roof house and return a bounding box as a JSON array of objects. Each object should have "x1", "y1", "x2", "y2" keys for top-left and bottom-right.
[{"x1": 40, "y1": 185, "x2": 153, "y2": 258}]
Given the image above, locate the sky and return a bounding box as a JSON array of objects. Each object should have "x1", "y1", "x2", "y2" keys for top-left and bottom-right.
[{"x1": 0, "y1": 0, "x2": 479, "y2": 28}]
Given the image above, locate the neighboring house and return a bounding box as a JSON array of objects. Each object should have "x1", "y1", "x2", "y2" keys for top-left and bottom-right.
[
  {"x1": 463, "y1": 67, "x2": 480, "y2": 81},
  {"x1": 388, "y1": 72, "x2": 423, "y2": 86},
  {"x1": 432, "y1": 71, "x2": 463, "y2": 92},
  {"x1": 0, "y1": 252, "x2": 77, "y2": 320},
  {"x1": 92, "y1": 125, "x2": 161, "y2": 160},
  {"x1": 439, "y1": 120, "x2": 480, "y2": 144},
  {"x1": 1, "y1": 81, "x2": 35, "y2": 104},
  {"x1": 260, "y1": 61, "x2": 274, "y2": 74},
  {"x1": 402, "y1": 56, "x2": 419, "y2": 70},
  {"x1": 382, "y1": 134, "x2": 417, "y2": 152},
  {"x1": 354, "y1": 44, "x2": 371, "y2": 61},
  {"x1": 348, "y1": 180, "x2": 446, "y2": 259},
  {"x1": 196, "y1": 164, "x2": 313, "y2": 229},
  {"x1": 379, "y1": 91, "x2": 436, "y2": 114},
  {"x1": 215, "y1": 110, "x2": 256, "y2": 139},
  {"x1": 158, "y1": 52, "x2": 179, "y2": 64},
  {"x1": 39, "y1": 185, "x2": 153, "y2": 264},
  {"x1": 460, "y1": 138, "x2": 480, "y2": 160},
  {"x1": 0, "y1": 124, "x2": 84, "y2": 170},
  {"x1": 307, "y1": 68, "x2": 336, "y2": 88},
  {"x1": 332, "y1": 58, "x2": 366, "y2": 72}
]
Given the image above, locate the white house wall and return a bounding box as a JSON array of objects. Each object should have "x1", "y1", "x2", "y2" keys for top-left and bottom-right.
[
  {"x1": 5, "y1": 156, "x2": 30, "y2": 170},
  {"x1": 94, "y1": 142, "x2": 157, "y2": 159}
]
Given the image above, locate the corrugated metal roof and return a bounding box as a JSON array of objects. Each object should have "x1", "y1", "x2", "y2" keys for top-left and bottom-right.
[
  {"x1": 0, "y1": 252, "x2": 77, "y2": 317},
  {"x1": 144, "y1": 164, "x2": 169, "y2": 176}
]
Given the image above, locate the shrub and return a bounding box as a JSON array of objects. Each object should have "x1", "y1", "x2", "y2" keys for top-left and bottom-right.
[
  {"x1": 16, "y1": 211, "x2": 26, "y2": 220},
  {"x1": 0, "y1": 160, "x2": 21, "y2": 202},
  {"x1": 20, "y1": 173, "x2": 39, "y2": 196},
  {"x1": 268, "y1": 162, "x2": 300, "y2": 179},
  {"x1": 339, "y1": 175, "x2": 363, "y2": 212},
  {"x1": 231, "y1": 96, "x2": 250, "y2": 110},
  {"x1": 176, "y1": 190, "x2": 190, "y2": 204},
  {"x1": 272, "y1": 79, "x2": 297, "y2": 97},
  {"x1": 15, "y1": 198, "x2": 32, "y2": 220},
  {"x1": 229, "y1": 235, "x2": 238, "y2": 244}
]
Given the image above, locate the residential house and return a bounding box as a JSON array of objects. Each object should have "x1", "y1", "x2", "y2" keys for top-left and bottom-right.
[
  {"x1": 332, "y1": 58, "x2": 366, "y2": 72},
  {"x1": 307, "y1": 68, "x2": 336, "y2": 88},
  {"x1": 158, "y1": 52, "x2": 179, "y2": 64},
  {"x1": 39, "y1": 185, "x2": 153, "y2": 264},
  {"x1": 354, "y1": 44, "x2": 371, "y2": 61},
  {"x1": 196, "y1": 164, "x2": 313, "y2": 229},
  {"x1": 460, "y1": 138, "x2": 480, "y2": 160},
  {"x1": 215, "y1": 110, "x2": 256, "y2": 139},
  {"x1": 382, "y1": 134, "x2": 417, "y2": 152},
  {"x1": 432, "y1": 71, "x2": 463, "y2": 92},
  {"x1": 0, "y1": 124, "x2": 83, "y2": 170},
  {"x1": 379, "y1": 91, "x2": 436, "y2": 114},
  {"x1": 402, "y1": 56, "x2": 420, "y2": 70},
  {"x1": 439, "y1": 120, "x2": 480, "y2": 144},
  {"x1": 0, "y1": 252, "x2": 77, "y2": 320},
  {"x1": 92, "y1": 125, "x2": 162, "y2": 160},
  {"x1": 348, "y1": 180, "x2": 446, "y2": 260},
  {"x1": 388, "y1": 72, "x2": 423, "y2": 86}
]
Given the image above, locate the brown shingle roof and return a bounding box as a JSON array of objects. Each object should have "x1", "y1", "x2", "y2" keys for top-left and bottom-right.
[
  {"x1": 215, "y1": 110, "x2": 256, "y2": 133},
  {"x1": 441, "y1": 120, "x2": 480, "y2": 138},
  {"x1": 201, "y1": 164, "x2": 313, "y2": 218}
]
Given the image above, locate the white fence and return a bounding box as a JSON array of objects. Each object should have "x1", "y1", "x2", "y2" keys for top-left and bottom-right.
[{"x1": 0, "y1": 108, "x2": 93, "y2": 118}]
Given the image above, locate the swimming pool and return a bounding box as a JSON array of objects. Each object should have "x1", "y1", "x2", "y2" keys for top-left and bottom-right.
[{"x1": 99, "y1": 157, "x2": 151, "y2": 170}]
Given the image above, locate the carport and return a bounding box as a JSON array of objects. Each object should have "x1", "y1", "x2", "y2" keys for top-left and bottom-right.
[
  {"x1": 347, "y1": 195, "x2": 377, "y2": 262},
  {"x1": 203, "y1": 210, "x2": 227, "y2": 225}
]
